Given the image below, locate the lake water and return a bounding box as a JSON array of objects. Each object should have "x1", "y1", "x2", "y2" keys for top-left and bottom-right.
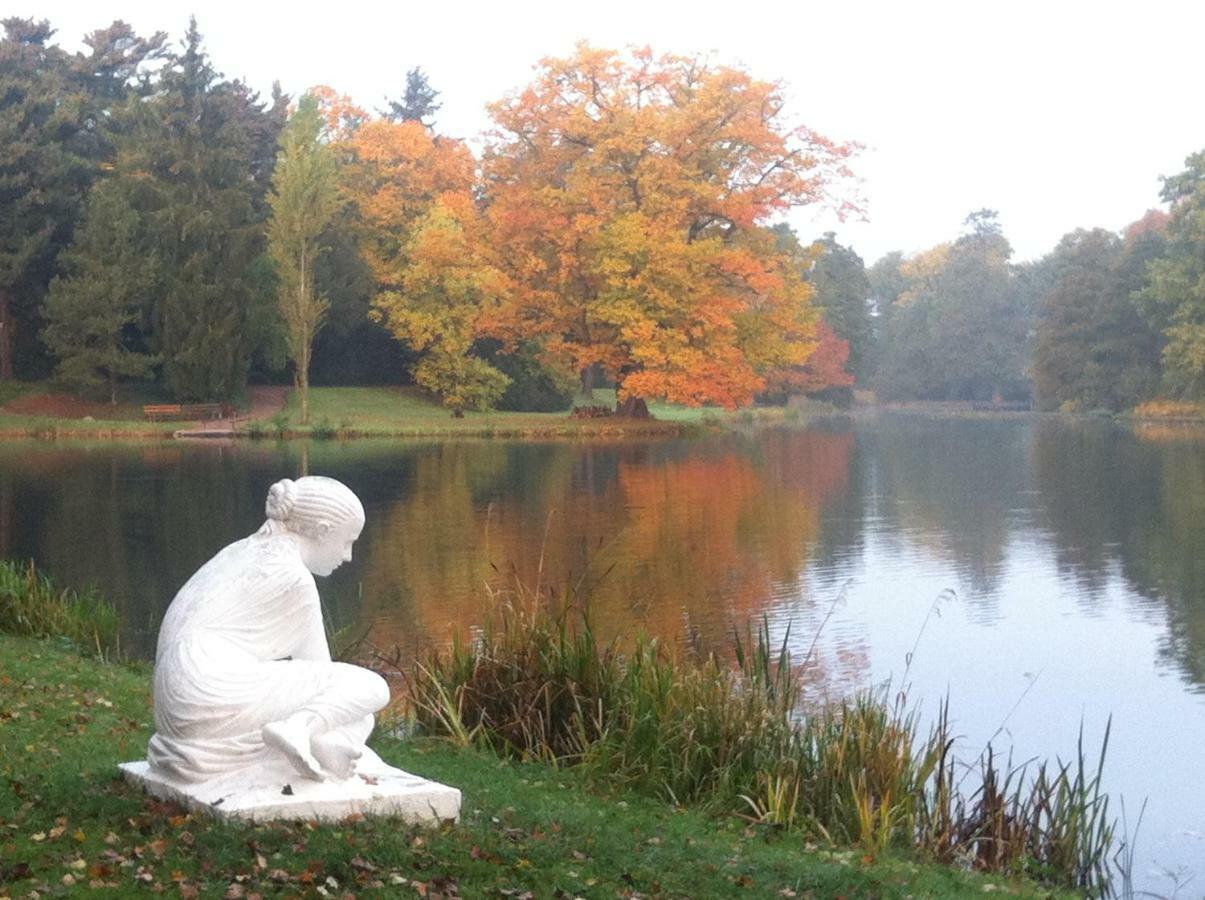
[{"x1": 4, "y1": 416, "x2": 1203, "y2": 893}]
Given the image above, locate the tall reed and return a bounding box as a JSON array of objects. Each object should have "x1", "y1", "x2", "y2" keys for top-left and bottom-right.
[
  {"x1": 0, "y1": 559, "x2": 119, "y2": 658},
  {"x1": 408, "y1": 583, "x2": 1118, "y2": 894}
]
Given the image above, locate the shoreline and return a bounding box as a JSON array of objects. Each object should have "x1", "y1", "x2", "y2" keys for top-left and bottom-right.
[
  {"x1": 0, "y1": 636, "x2": 1083, "y2": 898},
  {"x1": 3, "y1": 395, "x2": 1204, "y2": 442}
]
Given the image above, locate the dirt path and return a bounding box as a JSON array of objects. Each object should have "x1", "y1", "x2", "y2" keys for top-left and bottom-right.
[{"x1": 242, "y1": 385, "x2": 289, "y2": 420}]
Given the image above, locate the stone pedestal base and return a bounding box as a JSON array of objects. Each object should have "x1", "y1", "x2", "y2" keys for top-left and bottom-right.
[{"x1": 119, "y1": 749, "x2": 460, "y2": 824}]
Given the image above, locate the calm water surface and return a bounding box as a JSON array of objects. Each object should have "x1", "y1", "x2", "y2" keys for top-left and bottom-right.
[{"x1": 5, "y1": 416, "x2": 1204, "y2": 893}]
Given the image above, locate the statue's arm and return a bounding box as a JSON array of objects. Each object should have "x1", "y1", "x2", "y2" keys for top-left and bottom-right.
[{"x1": 290, "y1": 577, "x2": 332, "y2": 662}]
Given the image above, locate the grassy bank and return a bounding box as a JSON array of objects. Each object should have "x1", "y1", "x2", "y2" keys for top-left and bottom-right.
[
  {"x1": 256, "y1": 387, "x2": 692, "y2": 439},
  {"x1": 0, "y1": 382, "x2": 845, "y2": 440},
  {"x1": 0, "y1": 635, "x2": 1072, "y2": 899},
  {"x1": 408, "y1": 596, "x2": 1117, "y2": 895}
]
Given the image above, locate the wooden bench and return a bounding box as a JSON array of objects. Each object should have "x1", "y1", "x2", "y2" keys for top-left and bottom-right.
[{"x1": 142, "y1": 403, "x2": 231, "y2": 421}]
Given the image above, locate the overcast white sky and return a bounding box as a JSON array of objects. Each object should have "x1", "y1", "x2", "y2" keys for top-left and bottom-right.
[{"x1": 25, "y1": 0, "x2": 1205, "y2": 263}]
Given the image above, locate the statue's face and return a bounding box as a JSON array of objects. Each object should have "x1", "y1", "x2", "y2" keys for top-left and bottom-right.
[{"x1": 299, "y1": 515, "x2": 364, "y2": 577}]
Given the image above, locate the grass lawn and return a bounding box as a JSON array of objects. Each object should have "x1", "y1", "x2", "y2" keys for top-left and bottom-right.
[
  {"x1": 0, "y1": 636, "x2": 1072, "y2": 898},
  {"x1": 0, "y1": 381, "x2": 841, "y2": 440},
  {"x1": 256, "y1": 386, "x2": 693, "y2": 438}
]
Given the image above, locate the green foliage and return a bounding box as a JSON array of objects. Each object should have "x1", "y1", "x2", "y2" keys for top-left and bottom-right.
[
  {"x1": 267, "y1": 92, "x2": 342, "y2": 424},
  {"x1": 41, "y1": 181, "x2": 159, "y2": 402},
  {"x1": 0, "y1": 560, "x2": 118, "y2": 657},
  {"x1": 383, "y1": 66, "x2": 441, "y2": 126},
  {"x1": 481, "y1": 339, "x2": 576, "y2": 412},
  {"x1": 410, "y1": 588, "x2": 1116, "y2": 891},
  {"x1": 127, "y1": 19, "x2": 278, "y2": 401},
  {"x1": 415, "y1": 351, "x2": 510, "y2": 415},
  {"x1": 1033, "y1": 228, "x2": 1162, "y2": 411},
  {"x1": 875, "y1": 211, "x2": 1031, "y2": 402},
  {"x1": 806, "y1": 232, "x2": 873, "y2": 380},
  {"x1": 1138, "y1": 151, "x2": 1205, "y2": 396},
  {"x1": 0, "y1": 19, "x2": 89, "y2": 379},
  {"x1": 0, "y1": 19, "x2": 165, "y2": 381}
]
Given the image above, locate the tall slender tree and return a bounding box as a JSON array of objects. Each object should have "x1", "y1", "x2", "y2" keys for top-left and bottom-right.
[{"x1": 267, "y1": 93, "x2": 342, "y2": 424}]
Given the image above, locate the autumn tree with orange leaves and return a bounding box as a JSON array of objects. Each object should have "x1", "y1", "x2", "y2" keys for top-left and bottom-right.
[
  {"x1": 482, "y1": 45, "x2": 858, "y2": 408},
  {"x1": 319, "y1": 88, "x2": 511, "y2": 411}
]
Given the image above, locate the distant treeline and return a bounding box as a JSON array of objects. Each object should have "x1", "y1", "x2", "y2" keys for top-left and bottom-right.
[
  {"x1": 866, "y1": 205, "x2": 1186, "y2": 411},
  {"x1": 4, "y1": 16, "x2": 1201, "y2": 415},
  {"x1": 0, "y1": 17, "x2": 872, "y2": 416}
]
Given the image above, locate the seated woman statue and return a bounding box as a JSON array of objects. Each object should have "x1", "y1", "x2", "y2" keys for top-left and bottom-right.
[{"x1": 148, "y1": 476, "x2": 390, "y2": 784}]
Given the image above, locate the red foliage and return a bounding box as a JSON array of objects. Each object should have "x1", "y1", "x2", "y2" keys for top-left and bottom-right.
[{"x1": 764, "y1": 321, "x2": 854, "y2": 396}]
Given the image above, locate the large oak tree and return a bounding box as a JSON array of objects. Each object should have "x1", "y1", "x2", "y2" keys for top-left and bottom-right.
[{"x1": 482, "y1": 45, "x2": 857, "y2": 408}]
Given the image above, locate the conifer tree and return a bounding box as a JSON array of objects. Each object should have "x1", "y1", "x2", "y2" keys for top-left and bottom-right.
[
  {"x1": 126, "y1": 18, "x2": 276, "y2": 400},
  {"x1": 42, "y1": 182, "x2": 158, "y2": 403},
  {"x1": 383, "y1": 67, "x2": 441, "y2": 126},
  {"x1": 0, "y1": 19, "x2": 85, "y2": 379}
]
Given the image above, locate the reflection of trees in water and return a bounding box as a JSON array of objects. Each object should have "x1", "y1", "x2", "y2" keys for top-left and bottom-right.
[
  {"x1": 1032, "y1": 421, "x2": 1205, "y2": 690},
  {"x1": 0, "y1": 440, "x2": 405, "y2": 656},
  {"x1": 0, "y1": 443, "x2": 285, "y2": 654},
  {"x1": 866, "y1": 417, "x2": 1029, "y2": 605},
  {"x1": 361, "y1": 433, "x2": 856, "y2": 658},
  {"x1": 0, "y1": 433, "x2": 858, "y2": 666},
  {"x1": 1031, "y1": 421, "x2": 1160, "y2": 600}
]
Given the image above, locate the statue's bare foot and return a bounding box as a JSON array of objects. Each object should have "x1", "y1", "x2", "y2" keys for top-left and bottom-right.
[
  {"x1": 312, "y1": 730, "x2": 362, "y2": 780},
  {"x1": 263, "y1": 718, "x2": 324, "y2": 780}
]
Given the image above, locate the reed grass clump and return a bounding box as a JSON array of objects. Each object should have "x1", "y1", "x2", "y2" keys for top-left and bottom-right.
[
  {"x1": 409, "y1": 585, "x2": 1117, "y2": 895},
  {"x1": 0, "y1": 560, "x2": 119, "y2": 658}
]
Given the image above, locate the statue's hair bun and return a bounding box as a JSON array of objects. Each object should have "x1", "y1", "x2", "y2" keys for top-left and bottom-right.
[{"x1": 265, "y1": 478, "x2": 296, "y2": 521}]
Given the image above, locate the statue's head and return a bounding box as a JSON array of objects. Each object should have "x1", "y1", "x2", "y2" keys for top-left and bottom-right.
[{"x1": 264, "y1": 476, "x2": 365, "y2": 576}]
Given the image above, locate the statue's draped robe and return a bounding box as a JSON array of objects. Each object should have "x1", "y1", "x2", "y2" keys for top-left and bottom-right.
[{"x1": 148, "y1": 527, "x2": 338, "y2": 782}]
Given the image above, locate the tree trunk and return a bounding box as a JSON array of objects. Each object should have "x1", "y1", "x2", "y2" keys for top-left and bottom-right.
[
  {"x1": 298, "y1": 342, "x2": 310, "y2": 425},
  {"x1": 0, "y1": 289, "x2": 14, "y2": 380},
  {"x1": 580, "y1": 366, "x2": 595, "y2": 398},
  {"x1": 109, "y1": 370, "x2": 117, "y2": 406},
  {"x1": 616, "y1": 396, "x2": 651, "y2": 419}
]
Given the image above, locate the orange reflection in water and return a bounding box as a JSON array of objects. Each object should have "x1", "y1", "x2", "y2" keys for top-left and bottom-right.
[{"x1": 360, "y1": 431, "x2": 855, "y2": 655}]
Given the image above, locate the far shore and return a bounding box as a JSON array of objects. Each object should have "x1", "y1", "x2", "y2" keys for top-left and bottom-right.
[{"x1": 1, "y1": 382, "x2": 1203, "y2": 441}]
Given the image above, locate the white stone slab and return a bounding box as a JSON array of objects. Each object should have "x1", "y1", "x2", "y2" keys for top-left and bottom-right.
[{"x1": 119, "y1": 751, "x2": 460, "y2": 824}]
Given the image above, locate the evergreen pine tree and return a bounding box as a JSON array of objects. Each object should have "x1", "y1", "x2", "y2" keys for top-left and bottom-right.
[
  {"x1": 383, "y1": 67, "x2": 441, "y2": 126},
  {"x1": 126, "y1": 18, "x2": 278, "y2": 400},
  {"x1": 42, "y1": 182, "x2": 158, "y2": 403},
  {"x1": 0, "y1": 19, "x2": 87, "y2": 379}
]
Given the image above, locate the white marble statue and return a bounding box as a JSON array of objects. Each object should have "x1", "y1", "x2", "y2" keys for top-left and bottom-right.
[{"x1": 148, "y1": 476, "x2": 389, "y2": 783}]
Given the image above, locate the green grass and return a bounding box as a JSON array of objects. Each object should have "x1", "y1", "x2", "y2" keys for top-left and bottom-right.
[
  {"x1": 0, "y1": 383, "x2": 837, "y2": 440},
  {"x1": 0, "y1": 635, "x2": 1074, "y2": 898},
  {"x1": 252, "y1": 386, "x2": 687, "y2": 438}
]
